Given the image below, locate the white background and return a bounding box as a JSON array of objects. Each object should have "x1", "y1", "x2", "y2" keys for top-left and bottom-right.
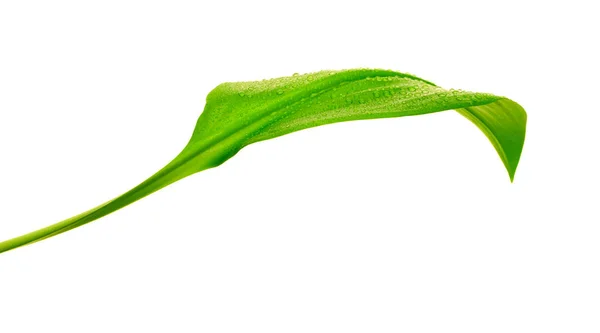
[{"x1": 0, "y1": 1, "x2": 598, "y2": 332}]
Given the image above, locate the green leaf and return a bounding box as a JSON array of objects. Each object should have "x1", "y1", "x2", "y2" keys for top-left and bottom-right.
[{"x1": 0, "y1": 69, "x2": 527, "y2": 254}]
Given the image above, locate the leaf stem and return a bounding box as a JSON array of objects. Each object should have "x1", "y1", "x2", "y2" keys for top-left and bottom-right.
[{"x1": 0, "y1": 152, "x2": 195, "y2": 254}]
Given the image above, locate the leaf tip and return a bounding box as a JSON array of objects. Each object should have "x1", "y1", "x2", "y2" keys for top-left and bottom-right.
[{"x1": 457, "y1": 97, "x2": 527, "y2": 183}]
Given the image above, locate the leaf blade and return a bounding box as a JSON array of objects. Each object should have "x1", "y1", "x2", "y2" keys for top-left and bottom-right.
[{"x1": 191, "y1": 69, "x2": 526, "y2": 180}]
